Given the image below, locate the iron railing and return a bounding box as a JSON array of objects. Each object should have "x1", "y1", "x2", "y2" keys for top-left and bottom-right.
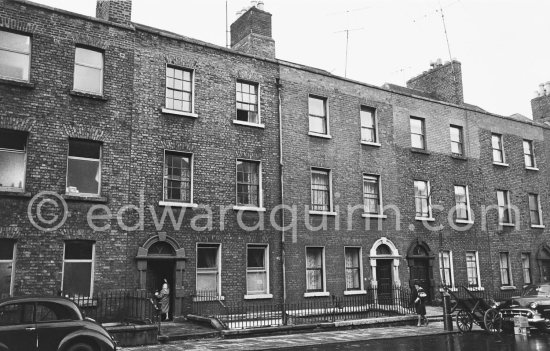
[{"x1": 191, "y1": 286, "x2": 415, "y2": 329}]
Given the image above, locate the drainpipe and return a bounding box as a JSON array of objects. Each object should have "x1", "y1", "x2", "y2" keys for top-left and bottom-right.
[{"x1": 276, "y1": 78, "x2": 287, "y2": 307}]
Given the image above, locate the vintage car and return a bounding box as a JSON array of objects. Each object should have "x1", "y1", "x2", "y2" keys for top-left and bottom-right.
[
  {"x1": 0, "y1": 296, "x2": 116, "y2": 351},
  {"x1": 500, "y1": 283, "x2": 550, "y2": 332}
]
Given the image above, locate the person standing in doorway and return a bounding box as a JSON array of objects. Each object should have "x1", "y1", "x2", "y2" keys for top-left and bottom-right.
[
  {"x1": 412, "y1": 283, "x2": 428, "y2": 326},
  {"x1": 155, "y1": 279, "x2": 170, "y2": 321}
]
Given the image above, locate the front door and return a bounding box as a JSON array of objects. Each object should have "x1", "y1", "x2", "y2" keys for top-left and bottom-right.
[
  {"x1": 410, "y1": 258, "x2": 431, "y2": 303},
  {"x1": 541, "y1": 260, "x2": 550, "y2": 283},
  {"x1": 376, "y1": 259, "x2": 392, "y2": 303},
  {"x1": 146, "y1": 260, "x2": 175, "y2": 319}
]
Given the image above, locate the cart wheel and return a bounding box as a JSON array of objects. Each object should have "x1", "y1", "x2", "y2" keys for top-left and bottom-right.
[
  {"x1": 483, "y1": 308, "x2": 502, "y2": 333},
  {"x1": 456, "y1": 310, "x2": 473, "y2": 332}
]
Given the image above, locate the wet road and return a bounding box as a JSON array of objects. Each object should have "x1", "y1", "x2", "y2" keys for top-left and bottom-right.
[{"x1": 271, "y1": 332, "x2": 550, "y2": 351}]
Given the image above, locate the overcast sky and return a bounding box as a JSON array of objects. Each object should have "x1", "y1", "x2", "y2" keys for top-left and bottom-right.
[{"x1": 33, "y1": 0, "x2": 550, "y2": 118}]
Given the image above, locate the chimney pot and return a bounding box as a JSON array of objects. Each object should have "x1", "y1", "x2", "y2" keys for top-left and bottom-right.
[{"x1": 257, "y1": 1, "x2": 265, "y2": 10}]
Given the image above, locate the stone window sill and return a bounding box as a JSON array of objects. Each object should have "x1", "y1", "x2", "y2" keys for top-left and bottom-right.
[
  {"x1": 70, "y1": 90, "x2": 108, "y2": 101},
  {"x1": 410, "y1": 148, "x2": 430, "y2": 155},
  {"x1": 63, "y1": 194, "x2": 108, "y2": 203},
  {"x1": 244, "y1": 294, "x2": 273, "y2": 300},
  {"x1": 161, "y1": 108, "x2": 198, "y2": 118},
  {"x1": 526, "y1": 167, "x2": 539, "y2": 171},
  {"x1": 499, "y1": 222, "x2": 516, "y2": 227},
  {"x1": 233, "y1": 120, "x2": 265, "y2": 129},
  {"x1": 159, "y1": 201, "x2": 198, "y2": 208},
  {"x1": 360, "y1": 141, "x2": 381, "y2": 147},
  {"x1": 0, "y1": 77, "x2": 35, "y2": 89},
  {"x1": 233, "y1": 205, "x2": 266, "y2": 212},
  {"x1": 500, "y1": 286, "x2": 516, "y2": 291},
  {"x1": 415, "y1": 217, "x2": 435, "y2": 222},
  {"x1": 531, "y1": 224, "x2": 545, "y2": 229},
  {"x1": 343, "y1": 290, "x2": 366, "y2": 296},
  {"x1": 308, "y1": 132, "x2": 332, "y2": 139},
  {"x1": 362, "y1": 213, "x2": 387, "y2": 219},
  {"x1": 467, "y1": 286, "x2": 484, "y2": 291},
  {"x1": 304, "y1": 291, "x2": 330, "y2": 298},
  {"x1": 0, "y1": 191, "x2": 32, "y2": 198},
  {"x1": 451, "y1": 154, "x2": 467, "y2": 160},
  {"x1": 455, "y1": 219, "x2": 474, "y2": 224},
  {"x1": 309, "y1": 211, "x2": 338, "y2": 216},
  {"x1": 493, "y1": 162, "x2": 509, "y2": 167}
]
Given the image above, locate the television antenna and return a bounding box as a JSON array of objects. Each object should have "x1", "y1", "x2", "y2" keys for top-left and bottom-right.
[{"x1": 334, "y1": 27, "x2": 364, "y2": 78}]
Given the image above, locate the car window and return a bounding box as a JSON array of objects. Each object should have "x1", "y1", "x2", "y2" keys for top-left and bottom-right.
[
  {"x1": 0, "y1": 303, "x2": 34, "y2": 325},
  {"x1": 35, "y1": 302, "x2": 79, "y2": 322}
]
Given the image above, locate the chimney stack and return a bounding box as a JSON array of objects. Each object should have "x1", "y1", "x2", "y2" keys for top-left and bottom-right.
[
  {"x1": 96, "y1": 0, "x2": 132, "y2": 26},
  {"x1": 406, "y1": 59, "x2": 464, "y2": 105},
  {"x1": 531, "y1": 81, "x2": 550, "y2": 123},
  {"x1": 230, "y1": 2, "x2": 275, "y2": 58}
]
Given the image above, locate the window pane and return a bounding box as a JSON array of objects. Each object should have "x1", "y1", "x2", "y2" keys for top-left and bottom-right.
[
  {"x1": 0, "y1": 304, "x2": 33, "y2": 325},
  {"x1": 75, "y1": 48, "x2": 103, "y2": 68},
  {"x1": 197, "y1": 246, "x2": 218, "y2": 268},
  {"x1": 65, "y1": 241, "x2": 93, "y2": 259},
  {"x1": 0, "y1": 51, "x2": 30, "y2": 81},
  {"x1": 361, "y1": 109, "x2": 374, "y2": 127},
  {"x1": 247, "y1": 247, "x2": 265, "y2": 268},
  {"x1": 73, "y1": 65, "x2": 102, "y2": 93},
  {"x1": 493, "y1": 150, "x2": 503, "y2": 163},
  {"x1": 246, "y1": 272, "x2": 267, "y2": 293},
  {"x1": 63, "y1": 262, "x2": 92, "y2": 295},
  {"x1": 0, "y1": 31, "x2": 31, "y2": 53},
  {"x1": 0, "y1": 151, "x2": 25, "y2": 190},
  {"x1": 411, "y1": 134, "x2": 424, "y2": 149},
  {"x1": 0, "y1": 129, "x2": 27, "y2": 151},
  {"x1": 491, "y1": 135, "x2": 501, "y2": 149},
  {"x1": 308, "y1": 97, "x2": 325, "y2": 116},
  {"x1": 67, "y1": 158, "x2": 100, "y2": 194},
  {"x1": 523, "y1": 141, "x2": 532, "y2": 155},
  {"x1": 69, "y1": 140, "x2": 101, "y2": 159},
  {"x1": 196, "y1": 273, "x2": 217, "y2": 292},
  {"x1": 0, "y1": 262, "x2": 12, "y2": 298},
  {"x1": 306, "y1": 270, "x2": 322, "y2": 290},
  {"x1": 309, "y1": 116, "x2": 326, "y2": 134},
  {"x1": 450, "y1": 126, "x2": 461, "y2": 142},
  {"x1": 410, "y1": 118, "x2": 423, "y2": 135}
]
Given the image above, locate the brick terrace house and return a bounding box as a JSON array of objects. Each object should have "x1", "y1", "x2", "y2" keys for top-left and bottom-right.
[{"x1": 1, "y1": 0, "x2": 550, "y2": 318}]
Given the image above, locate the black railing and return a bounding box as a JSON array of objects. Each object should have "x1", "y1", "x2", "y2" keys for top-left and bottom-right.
[
  {"x1": 63, "y1": 289, "x2": 156, "y2": 324},
  {"x1": 191, "y1": 286, "x2": 415, "y2": 329}
]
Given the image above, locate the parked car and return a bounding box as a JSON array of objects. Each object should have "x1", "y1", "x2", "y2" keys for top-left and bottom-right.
[
  {"x1": 0, "y1": 296, "x2": 116, "y2": 351},
  {"x1": 500, "y1": 283, "x2": 550, "y2": 332}
]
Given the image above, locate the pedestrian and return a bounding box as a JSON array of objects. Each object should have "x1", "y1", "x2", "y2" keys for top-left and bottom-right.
[
  {"x1": 412, "y1": 283, "x2": 428, "y2": 326},
  {"x1": 155, "y1": 279, "x2": 170, "y2": 321}
]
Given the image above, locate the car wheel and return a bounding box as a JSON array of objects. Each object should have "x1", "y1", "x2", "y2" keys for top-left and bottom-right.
[{"x1": 67, "y1": 342, "x2": 95, "y2": 351}]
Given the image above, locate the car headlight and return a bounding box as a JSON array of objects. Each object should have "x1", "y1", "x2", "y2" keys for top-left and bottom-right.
[{"x1": 530, "y1": 302, "x2": 538, "y2": 309}]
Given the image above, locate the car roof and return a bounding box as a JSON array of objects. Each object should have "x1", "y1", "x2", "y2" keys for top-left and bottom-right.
[{"x1": 0, "y1": 296, "x2": 80, "y2": 309}]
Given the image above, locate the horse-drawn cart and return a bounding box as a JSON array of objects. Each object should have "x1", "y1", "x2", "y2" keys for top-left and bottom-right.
[{"x1": 446, "y1": 286, "x2": 502, "y2": 333}]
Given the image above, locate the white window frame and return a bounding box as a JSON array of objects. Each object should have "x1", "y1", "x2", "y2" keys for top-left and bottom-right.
[
  {"x1": 162, "y1": 65, "x2": 197, "y2": 118},
  {"x1": 0, "y1": 129, "x2": 27, "y2": 192},
  {"x1": 233, "y1": 159, "x2": 264, "y2": 211},
  {"x1": 410, "y1": 117, "x2": 425, "y2": 150},
  {"x1": 61, "y1": 242, "x2": 95, "y2": 297},
  {"x1": 0, "y1": 30, "x2": 31, "y2": 82},
  {"x1": 449, "y1": 125, "x2": 464, "y2": 156},
  {"x1": 521, "y1": 253, "x2": 532, "y2": 285},
  {"x1": 491, "y1": 133, "x2": 507, "y2": 166},
  {"x1": 497, "y1": 190, "x2": 514, "y2": 225},
  {"x1": 343, "y1": 246, "x2": 365, "y2": 294},
  {"x1": 244, "y1": 244, "x2": 272, "y2": 299},
  {"x1": 414, "y1": 180, "x2": 433, "y2": 221},
  {"x1": 304, "y1": 246, "x2": 329, "y2": 297},
  {"x1": 65, "y1": 140, "x2": 102, "y2": 197},
  {"x1": 499, "y1": 252, "x2": 513, "y2": 287},
  {"x1": 73, "y1": 46, "x2": 103, "y2": 95},
  {"x1": 438, "y1": 250, "x2": 455, "y2": 289},
  {"x1": 0, "y1": 240, "x2": 16, "y2": 297},
  {"x1": 454, "y1": 185, "x2": 472, "y2": 223},
  {"x1": 466, "y1": 251, "x2": 482, "y2": 290},
  {"x1": 360, "y1": 106, "x2": 379, "y2": 146},
  {"x1": 523, "y1": 140, "x2": 537, "y2": 170},
  {"x1": 308, "y1": 95, "x2": 331, "y2": 138},
  {"x1": 309, "y1": 167, "x2": 335, "y2": 215},
  {"x1": 528, "y1": 193, "x2": 544, "y2": 228},
  {"x1": 234, "y1": 80, "x2": 263, "y2": 128},
  {"x1": 362, "y1": 174, "x2": 383, "y2": 217},
  {"x1": 159, "y1": 150, "x2": 197, "y2": 208},
  {"x1": 195, "y1": 243, "x2": 222, "y2": 300}
]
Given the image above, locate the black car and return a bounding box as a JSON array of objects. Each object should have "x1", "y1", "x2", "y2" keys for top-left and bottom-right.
[
  {"x1": 500, "y1": 283, "x2": 550, "y2": 332},
  {"x1": 0, "y1": 296, "x2": 116, "y2": 351}
]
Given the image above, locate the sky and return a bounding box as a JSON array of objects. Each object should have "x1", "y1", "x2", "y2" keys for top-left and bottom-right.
[{"x1": 32, "y1": 0, "x2": 550, "y2": 118}]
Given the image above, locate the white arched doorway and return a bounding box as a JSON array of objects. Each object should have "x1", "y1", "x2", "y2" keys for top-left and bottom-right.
[{"x1": 369, "y1": 237, "x2": 402, "y2": 302}]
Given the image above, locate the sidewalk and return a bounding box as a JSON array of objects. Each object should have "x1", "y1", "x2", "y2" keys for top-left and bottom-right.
[{"x1": 119, "y1": 321, "x2": 459, "y2": 350}]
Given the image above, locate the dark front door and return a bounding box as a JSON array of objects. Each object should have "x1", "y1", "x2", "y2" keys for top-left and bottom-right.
[
  {"x1": 541, "y1": 260, "x2": 550, "y2": 283},
  {"x1": 146, "y1": 260, "x2": 175, "y2": 319},
  {"x1": 410, "y1": 258, "x2": 431, "y2": 303},
  {"x1": 376, "y1": 259, "x2": 392, "y2": 303}
]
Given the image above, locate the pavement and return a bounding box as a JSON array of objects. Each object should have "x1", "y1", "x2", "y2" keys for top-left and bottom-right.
[{"x1": 119, "y1": 306, "x2": 460, "y2": 350}]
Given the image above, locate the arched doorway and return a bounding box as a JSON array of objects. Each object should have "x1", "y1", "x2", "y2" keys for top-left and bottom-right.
[
  {"x1": 536, "y1": 244, "x2": 550, "y2": 283},
  {"x1": 369, "y1": 237, "x2": 402, "y2": 303},
  {"x1": 406, "y1": 240, "x2": 435, "y2": 303},
  {"x1": 136, "y1": 234, "x2": 186, "y2": 319}
]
